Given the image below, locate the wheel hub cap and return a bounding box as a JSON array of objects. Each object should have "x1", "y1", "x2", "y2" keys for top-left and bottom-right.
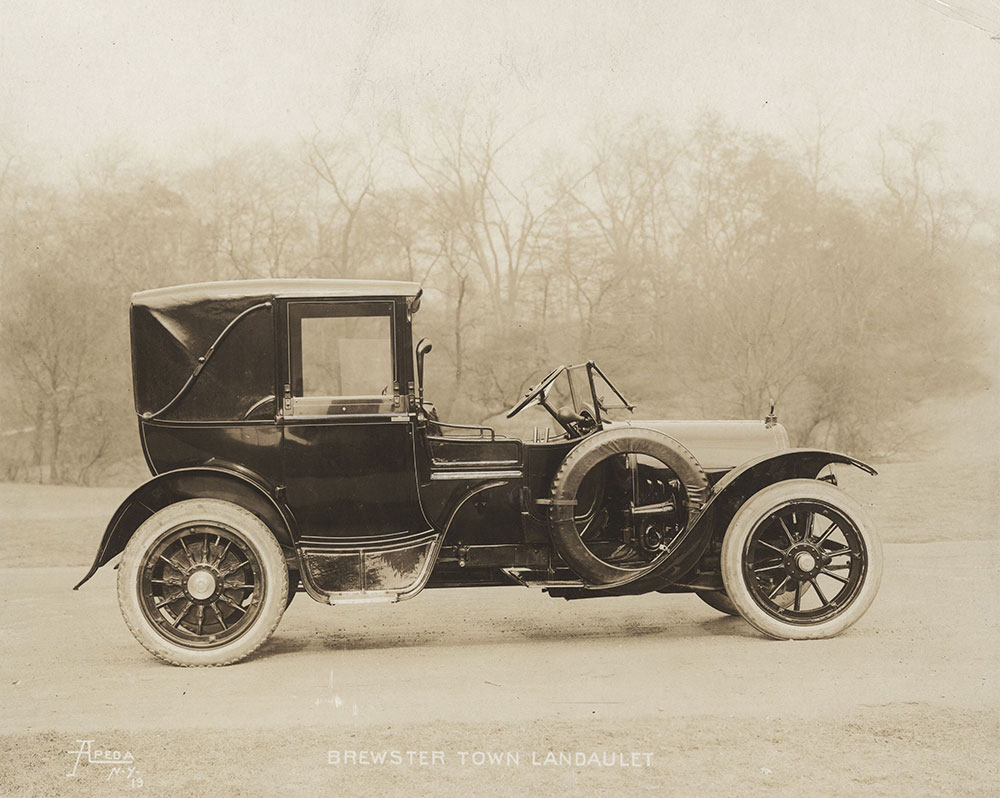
[
  {"x1": 795, "y1": 551, "x2": 816, "y2": 572},
  {"x1": 186, "y1": 569, "x2": 217, "y2": 601}
]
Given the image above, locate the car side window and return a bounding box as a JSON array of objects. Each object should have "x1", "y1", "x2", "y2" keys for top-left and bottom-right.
[{"x1": 288, "y1": 301, "x2": 396, "y2": 416}]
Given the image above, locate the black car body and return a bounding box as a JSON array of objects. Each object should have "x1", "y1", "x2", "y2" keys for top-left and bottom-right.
[{"x1": 78, "y1": 279, "x2": 883, "y2": 665}]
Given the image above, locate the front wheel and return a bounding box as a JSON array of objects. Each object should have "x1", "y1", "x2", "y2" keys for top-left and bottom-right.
[
  {"x1": 720, "y1": 479, "x2": 882, "y2": 640},
  {"x1": 117, "y1": 499, "x2": 289, "y2": 666}
]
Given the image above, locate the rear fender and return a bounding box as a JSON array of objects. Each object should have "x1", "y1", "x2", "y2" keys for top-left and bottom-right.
[{"x1": 73, "y1": 466, "x2": 297, "y2": 589}]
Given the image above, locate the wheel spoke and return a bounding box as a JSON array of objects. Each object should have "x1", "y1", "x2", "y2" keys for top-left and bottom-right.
[
  {"x1": 171, "y1": 601, "x2": 193, "y2": 627},
  {"x1": 778, "y1": 518, "x2": 795, "y2": 544},
  {"x1": 217, "y1": 593, "x2": 248, "y2": 613},
  {"x1": 823, "y1": 547, "x2": 856, "y2": 559},
  {"x1": 800, "y1": 511, "x2": 814, "y2": 541},
  {"x1": 210, "y1": 602, "x2": 229, "y2": 630},
  {"x1": 753, "y1": 563, "x2": 786, "y2": 574},
  {"x1": 151, "y1": 577, "x2": 183, "y2": 586},
  {"x1": 203, "y1": 533, "x2": 211, "y2": 564},
  {"x1": 179, "y1": 538, "x2": 197, "y2": 569},
  {"x1": 793, "y1": 581, "x2": 802, "y2": 611},
  {"x1": 758, "y1": 540, "x2": 786, "y2": 555},
  {"x1": 195, "y1": 604, "x2": 205, "y2": 635},
  {"x1": 225, "y1": 582, "x2": 254, "y2": 590},
  {"x1": 159, "y1": 555, "x2": 182, "y2": 571},
  {"x1": 767, "y1": 577, "x2": 791, "y2": 601},
  {"x1": 218, "y1": 559, "x2": 250, "y2": 578},
  {"x1": 809, "y1": 578, "x2": 829, "y2": 606},
  {"x1": 212, "y1": 540, "x2": 232, "y2": 568},
  {"x1": 815, "y1": 521, "x2": 838, "y2": 545},
  {"x1": 154, "y1": 591, "x2": 183, "y2": 608},
  {"x1": 821, "y1": 568, "x2": 850, "y2": 584}
]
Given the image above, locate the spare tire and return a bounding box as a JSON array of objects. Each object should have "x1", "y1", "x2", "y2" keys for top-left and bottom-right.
[{"x1": 548, "y1": 428, "x2": 709, "y2": 585}]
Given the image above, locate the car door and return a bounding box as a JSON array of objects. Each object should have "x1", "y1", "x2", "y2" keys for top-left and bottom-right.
[{"x1": 279, "y1": 297, "x2": 427, "y2": 543}]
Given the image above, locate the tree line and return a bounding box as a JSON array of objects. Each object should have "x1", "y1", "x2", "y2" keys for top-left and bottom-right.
[{"x1": 0, "y1": 108, "x2": 993, "y2": 484}]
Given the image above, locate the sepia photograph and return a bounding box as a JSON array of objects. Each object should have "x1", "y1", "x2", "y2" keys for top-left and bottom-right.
[{"x1": 1, "y1": 1, "x2": 998, "y2": 796}]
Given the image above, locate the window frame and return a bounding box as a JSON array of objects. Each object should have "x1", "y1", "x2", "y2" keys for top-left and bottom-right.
[{"x1": 285, "y1": 299, "x2": 400, "y2": 417}]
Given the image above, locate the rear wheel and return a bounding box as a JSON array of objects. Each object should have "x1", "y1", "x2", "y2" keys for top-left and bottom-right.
[
  {"x1": 117, "y1": 499, "x2": 288, "y2": 666},
  {"x1": 720, "y1": 479, "x2": 882, "y2": 640}
]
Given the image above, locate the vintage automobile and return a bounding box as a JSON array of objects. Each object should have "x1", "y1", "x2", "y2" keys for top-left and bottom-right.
[{"x1": 76, "y1": 278, "x2": 882, "y2": 666}]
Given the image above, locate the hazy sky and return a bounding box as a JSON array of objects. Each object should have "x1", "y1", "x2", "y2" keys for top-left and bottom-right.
[{"x1": 1, "y1": 0, "x2": 998, "y2": 196}]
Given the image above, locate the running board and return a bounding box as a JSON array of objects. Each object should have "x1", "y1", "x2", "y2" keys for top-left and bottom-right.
[{"x1": 502, "y1": 568, "x2": 585, "y2": 589}]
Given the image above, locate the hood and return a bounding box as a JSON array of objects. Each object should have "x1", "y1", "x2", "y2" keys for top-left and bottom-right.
[{"x1": 606, "y1": 419, "x2": 789, "y2": 472}]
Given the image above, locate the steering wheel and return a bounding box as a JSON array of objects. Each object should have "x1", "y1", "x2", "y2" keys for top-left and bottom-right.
[{"x1": 547, "y1": 402, "x2": 598, "y2": 438}]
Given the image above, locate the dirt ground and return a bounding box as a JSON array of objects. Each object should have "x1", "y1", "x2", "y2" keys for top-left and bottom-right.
[
  {"x1": 1, "y1": 538, "x2": 998, "y2": 797},
  {"x1": 1, "y1": 393, "x2": 998, "y2": 797}
]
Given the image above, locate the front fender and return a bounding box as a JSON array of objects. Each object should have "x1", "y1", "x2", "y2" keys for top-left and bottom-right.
[
  {"x1": 681, "y1": 447, "x2": 875, "y2": 554},
  {"x1": 73, "y1": 466, "x2": 297, "y2": 590},
  {"x1": 706, "y1": 447, "x2": 875, "y2": 498}
]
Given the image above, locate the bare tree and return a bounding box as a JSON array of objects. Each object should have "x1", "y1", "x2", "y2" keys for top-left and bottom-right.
[
  {"x1": 0, "y1": 107, "x2": 991, "y2": 481},
  {"x1": 401, "y1": 107, "x2": 559, "y2": 322},
  {"x1": 188, "y1": 145, "x2": 309, "y2": 280},
  {"x1": 2, "y1": 262, "x2": 126, "y2": 483},
  {"x1": 307, "y1": 132, "x2": 382, "y2": 277}
]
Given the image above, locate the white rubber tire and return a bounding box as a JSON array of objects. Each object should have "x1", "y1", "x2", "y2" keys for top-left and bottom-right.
[
  {"x1": 720, "y1": 479, "x2": 882, "y2": 640},
  {"x1": 117, "y1": 499, "x2": 289, "y2": 666}
]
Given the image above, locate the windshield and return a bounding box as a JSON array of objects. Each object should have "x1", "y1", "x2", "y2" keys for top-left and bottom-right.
[
  {"x1": 545, "y1": 365, "x2": 594, "y2": 417},
  {"x1": 508, "y1": 361, "x2": 633, "y2": 427},
  {"x1": 543, "y1": 363, "x2": 632, "y2": 418}
]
